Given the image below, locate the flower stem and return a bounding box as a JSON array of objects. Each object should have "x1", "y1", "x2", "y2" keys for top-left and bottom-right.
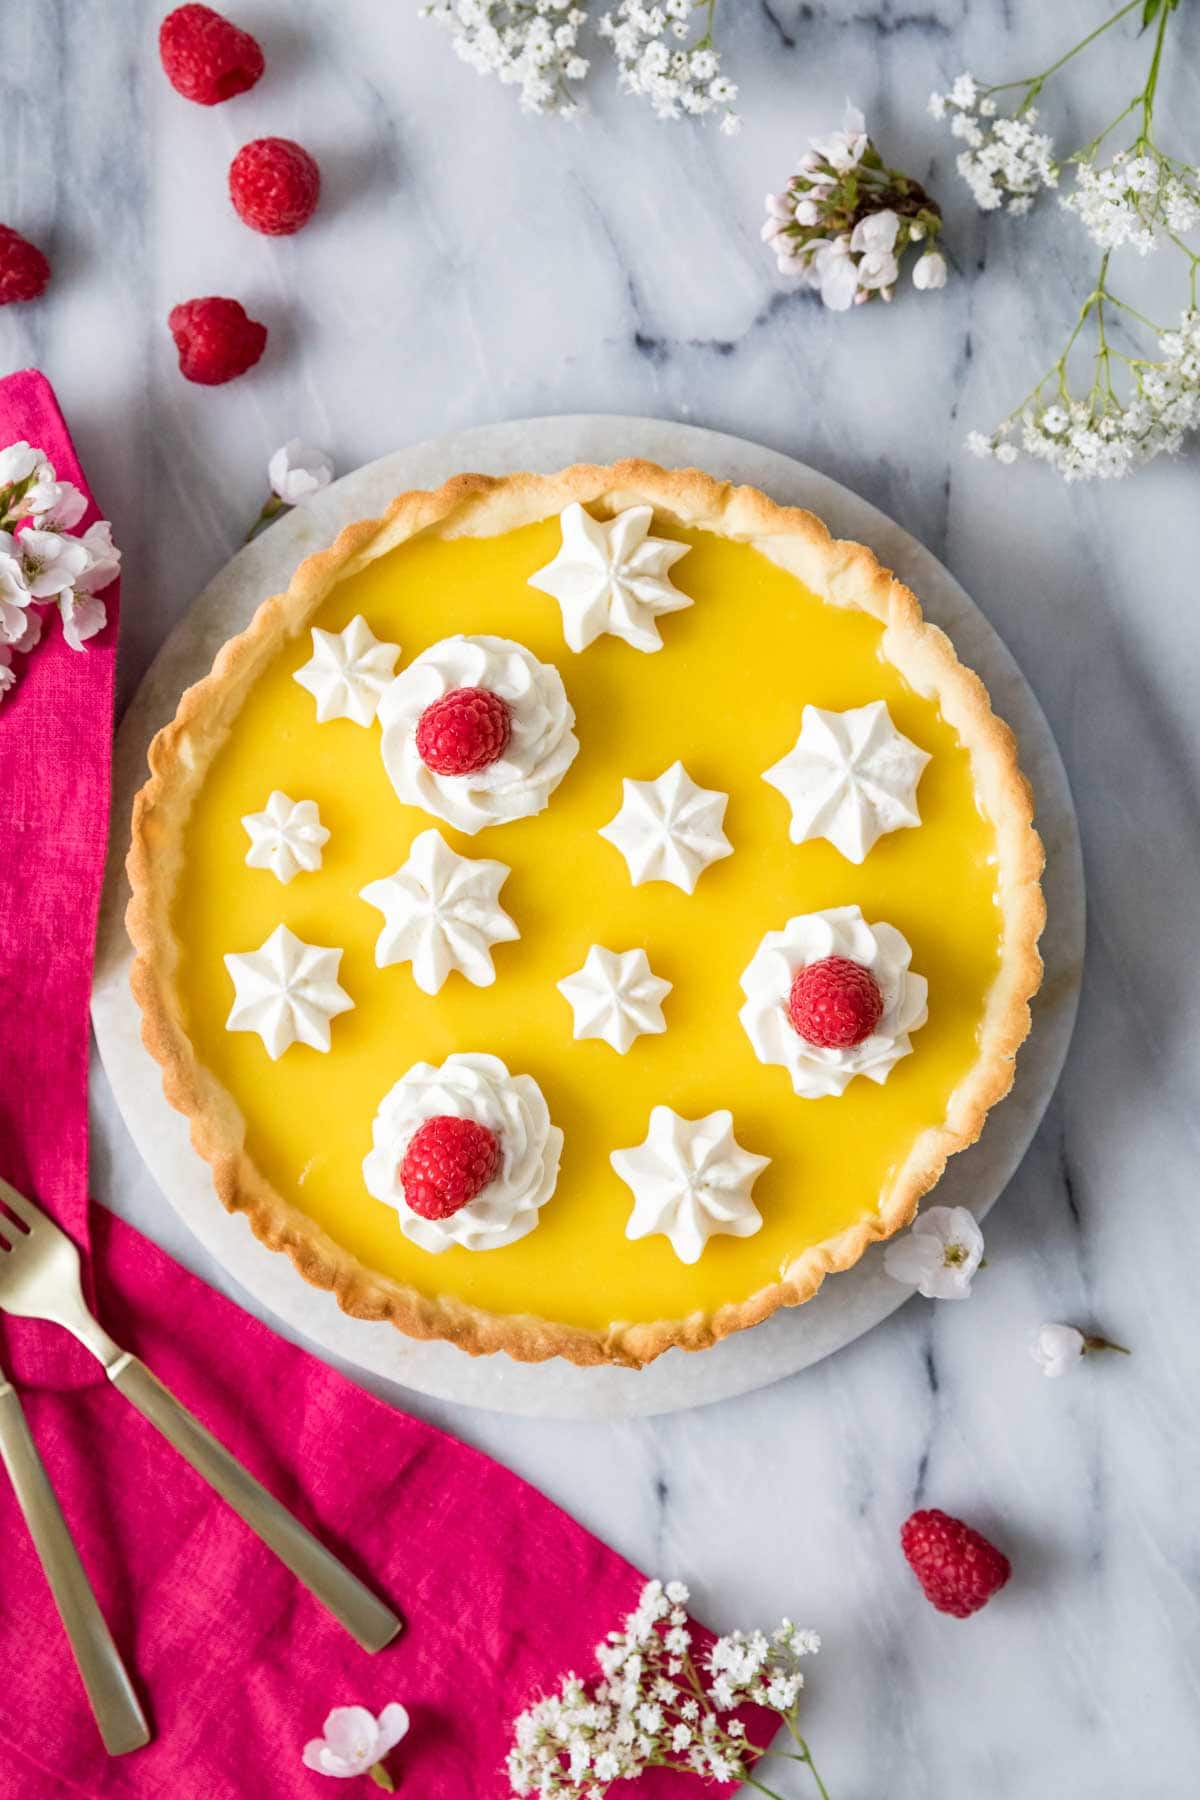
[
  {"x1": 1140, "y1": 0, "x2": 1173, "y2": 137},
  {"x1": 244, "y1": 491, "x2": 287, "y2": 543},
  {"x1": 783, "y1": 1714, "x2": 833, "y2": 1800},
  {"x1": 368, "y1": 1763, "x2": 395, "y2": 1792},
  {"x1": 988, "y1": 0, "x2": 1141, "y2": 107}
]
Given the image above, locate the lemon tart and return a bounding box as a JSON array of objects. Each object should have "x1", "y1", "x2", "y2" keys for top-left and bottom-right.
[{"x1": 126, "y1": 462, "x2": 1045, "y2": 1367}]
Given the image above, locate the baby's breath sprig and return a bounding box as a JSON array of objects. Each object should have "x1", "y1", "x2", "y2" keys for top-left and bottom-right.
[
  {"x1": 419, "y1": 0, "x2": 591, "y2": 118},
  {"x1": 598, "y1": 0, "x2": 740, "y2": 135},
  {"x1": 764, "y1": 103, "x2": 947, "y2": 309},
  {"x1": 932, "y1": 0, "x2": 1200, "y2": 479},
  {"x1": 507, "y1": 1579, "x2": 829, "y2": 1799}
]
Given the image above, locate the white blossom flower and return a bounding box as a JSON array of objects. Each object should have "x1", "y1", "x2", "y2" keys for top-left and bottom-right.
[
  {"x1": 0, "y1": 441, "x2": 43, "y2": 491},
  {"x1": 764, "y1": 108, "x2": 947, "y2": 308},
  {"x1": 849, "y1": 208, "x2": 899, "y2": 255},
  {"x1": 0, "y1": 534, "x2": 33, "y2": 644},
  {"x1": 814, "y1": 237, "x2": 859, "y2": 311},
  {"x1": 29, "y1": 479, "x2": 87, "y2": 531},
  {"x1": 0, "y1": 439, "x2": 121, "y2": 704},
  {"x1": 930, "y1": 76, "x2": 1058, "y2": 213},
  {"x1": 1031, "y1": 1322, "x2": 1086, "y2": 1377},
  {"x1": 14, "y1": 527, "x2": 90, "y2": 599},
  {"x1": 913, "y1": 249, "x2": 948, "y2": 290},
  {"x1": 600, "y1": 0, "x2": 739, "y2": 132},
  {"x1": 422, "y1": 0, "x2": 589, "y2": 117},
  {"x1": 974, "y1": 307, "x2": 1200, "y2": 481},
  {"x1": 883, "y1": 1205, "x2": 984, "y2": 1298},
  {"x1": 301, "y1": 1703, "x2": 410, "y2": 1780},
  {"x1": 507, "y1": 1577, "x2": 824, "y2": 1798},
  {"x1": 268, "y1": 438, "x2": 334, "y2": 505},
  {"x1": 0, "y1": 646, "x2": 14, "y2": 696},
  {"x1": 1062, "y1": 153, "x2": 1200, "y2": 254},
  {"x1": 811, "y1": 101, "x2": 869, "y2": 172}
]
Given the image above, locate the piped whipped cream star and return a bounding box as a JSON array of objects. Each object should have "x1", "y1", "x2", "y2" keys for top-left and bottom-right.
[
  {"x1": 293, "y1": 615, "x2": 401, "y2": 726},
  {"x1": 599, "y1": 761, "x2": 733, "y2": 893},
  {"x1": 611, "y1": 1106, "x2": 770, "y2": 1265},
  {"x1": 528, "y1": 502, "x2": 692, "y2": 653},
  {"x1": 241, "y1": 791, "x2": 330, "y2": 885},
  {"x1": 359, "y1": 828, "x2": 519, "y2": 995},
  {"x1": 224, "y1": 924, "x2": 353, "y2": 1060},
  {"x1": 557, "y1": 945, "x2": 672, "y2": 1054},
  {"x1": 763, "y1": 700, "x2": 930, "y2": 863}
]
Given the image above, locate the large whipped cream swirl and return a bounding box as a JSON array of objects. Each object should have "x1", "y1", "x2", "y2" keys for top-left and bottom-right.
[
  {"x1": 738, "y1": 904, "x2": 928, "y2": 1097},
  {"x1": 362, "y1": 1052, "x2": 563, "y2": 1253},
  {"x1": 378, "y1": 634, "x2": 578, "y2": 835}
]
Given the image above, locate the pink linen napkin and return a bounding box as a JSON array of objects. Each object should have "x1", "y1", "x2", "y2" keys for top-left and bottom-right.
[{"x1": 0, "y1": 373, "x2": 772, "y2": 1798}]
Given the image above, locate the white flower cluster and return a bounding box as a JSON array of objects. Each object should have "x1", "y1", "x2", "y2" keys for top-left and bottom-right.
[
  {"x1": 1061, "y1": 151, "x2": 1200, "y2": 254},
  {"x1": 929, "y1": 75, "x2": 1058, "y2": 214},
  {"x1": 420, "y1": 0, "x2": 590, "y2": 117},
  {"x1": 597, "y1": 1, "x2": 739, "y2": 134},
  {"x1": 969, "y1": 307, "x2": 1200, "y2": 481},
  {"x1": 764, "y1": 103, "x2": 948, "y2": 309},
  {"x1": 0, "y1": 441, "x2": 120, "y2": 704},
  {"x1": 507, "y1": 1578, "x2": 821, "y2": 1797}
]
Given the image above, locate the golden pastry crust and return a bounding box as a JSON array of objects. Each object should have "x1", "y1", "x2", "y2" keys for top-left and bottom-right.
[{"x1": 126, "y1": 461, "x2": 1046, "y2": 1368}]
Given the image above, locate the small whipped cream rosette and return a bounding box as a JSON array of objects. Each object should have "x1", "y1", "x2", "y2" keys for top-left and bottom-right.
[
  {"x1": 528, "y1": 502, "x2": 692, "y2": 653},
  {"x1": 763, "y1": 700, "x2": 930, "y2": 864},
  {"x1": 362, "y1": 1052, "x2": 563, "y2": 1253},
  {"x1": 739, "y1": 903, "x2": 928, "y2": 1097},
  {"x1": 378, "y1": 634, "x2": 578, "y2": 834},
  {"x1": 611, "y1": 1106, "x2": 770, "y2": 1264}
]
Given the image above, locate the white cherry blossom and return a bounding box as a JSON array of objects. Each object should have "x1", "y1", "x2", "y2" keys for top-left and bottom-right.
[
  {"x1": 302, "y1": 1703, "x2": 410, "y2": 1781},
  {"x1": 1031, "y1": 1323, "x2": 1085, "y2": 1378},
  {"x1": 883, "y1": 1205, "x2": 984, "y2": 1299},
  {"x1": 268, "y1": 439, "x2": 334, "y2": 505}
]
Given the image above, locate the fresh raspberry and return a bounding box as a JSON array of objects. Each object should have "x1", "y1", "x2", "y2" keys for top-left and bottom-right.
[
  {"x1": 900, "y1": 1509, "x2": 1012, "y2": 1619},
  {"x1": 168, "y1": 296, "x2": 267, "y2": 385},
  {"x1": 158, "y1": 5, "x2": 264, "y2": 106},
  {"x1": 400, "y1": 1116, "x2": 501, "y2": 1220},
  {"x1": 229, "y1": 138, "x2": 321, "y2": 236},
  {"x1": 788, "y1": 956, "x2": 883, "y2": 1048},
  {"x1": 416, "y1": 687, "x2": 512, "y2": 777},
  {"x1": 0, "y1": 226, "x2": 51, "y2": 305}
]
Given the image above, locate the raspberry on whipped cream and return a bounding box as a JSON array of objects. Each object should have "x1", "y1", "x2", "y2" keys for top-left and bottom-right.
[
  {"x1": 378, "y1": 635, "x2": 578, "y2": 835},
  {"x1": 740, "y1": 904, "x2": 928, "y2": 1097},
  {"x1": 363, "y1": 1053, "x2": 562, "y2": 1253}
]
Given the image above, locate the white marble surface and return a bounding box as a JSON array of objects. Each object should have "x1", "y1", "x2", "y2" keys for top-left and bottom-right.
[{"x1": 4, "y1": 1, "x2": 1200, "y2": 1794}]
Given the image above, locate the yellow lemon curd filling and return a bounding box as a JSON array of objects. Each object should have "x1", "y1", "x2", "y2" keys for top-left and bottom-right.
[{"x1": 173, "y1": 518, "x2": 1001, "y2": 1332}]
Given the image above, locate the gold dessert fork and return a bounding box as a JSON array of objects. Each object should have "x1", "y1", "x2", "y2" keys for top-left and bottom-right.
[
  {"x1": 0, "y1": 1175, "x2": 402, "y2": 1654},
  {"x1": 0, "y1": 1358, "x2": 150, "y2": 1754}
]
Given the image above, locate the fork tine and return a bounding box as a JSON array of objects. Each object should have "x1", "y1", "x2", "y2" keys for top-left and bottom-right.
[{"x1": 0, "y1": 1176, "x2": 39, "y2": 1233}]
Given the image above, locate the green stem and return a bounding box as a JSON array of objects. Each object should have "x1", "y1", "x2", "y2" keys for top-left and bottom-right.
[
  {"x1": 244, "y1": 491, "x2": 287, "y2": 544},
  {"x1": 986, "y1": 0, "x2": 1141, "y2": 106},
  {"x1": 1140, "y1": 0, "x2": 1172, "y2": 137},
  {"x1": 368, "y1": 1764, "x2": 395, "y2": 1793},
  {"x1": 783, "y1": 1714, "x2": 833, "y2": 1800}
]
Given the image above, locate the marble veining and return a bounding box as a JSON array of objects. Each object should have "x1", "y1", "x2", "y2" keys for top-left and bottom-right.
[{"x1": 7, "y1": 0, "x2": 1199, "y2": 1792}]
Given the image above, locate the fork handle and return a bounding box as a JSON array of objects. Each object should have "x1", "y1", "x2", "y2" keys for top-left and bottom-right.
[
  {"x1": 108, "y1": 1356, "x2": 401, "y2": 1653},
  {"x1": 0, "y1": 1380, "x2": 150, "y2": 1756}
]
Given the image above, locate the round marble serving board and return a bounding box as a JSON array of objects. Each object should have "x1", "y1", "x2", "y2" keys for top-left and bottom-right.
[{"x1": 93, "y1": 416, "x2": 1084, "y2": 1420}]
